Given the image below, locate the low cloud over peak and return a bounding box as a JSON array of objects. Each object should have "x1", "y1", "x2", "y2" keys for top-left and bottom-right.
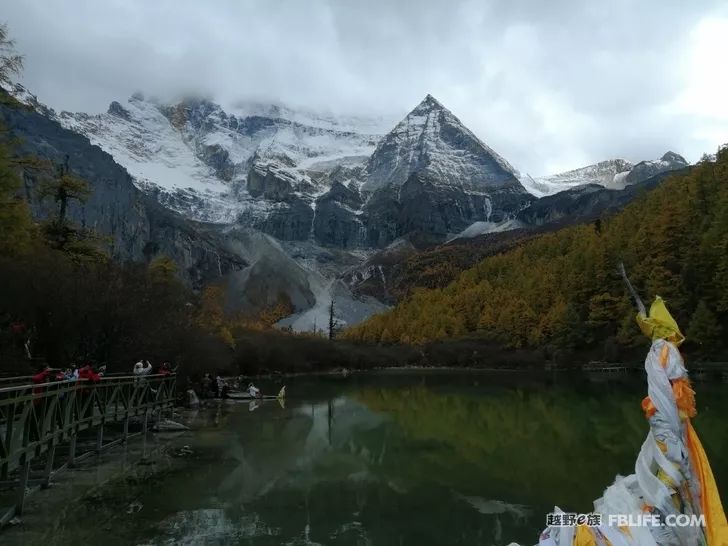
[{"x1": 4, "y1": 0, "x2": 728, "y2": 175}]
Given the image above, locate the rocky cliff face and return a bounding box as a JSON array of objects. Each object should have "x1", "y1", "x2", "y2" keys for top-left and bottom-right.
[
  {"x1": 312, "y1": 181, "x2": 365, "y2": 248},
  {"x1": 0, "y1": 96, "x2": 245, "y2": 289},
  {"x1": 624, "y1": 151, "x2": 689, "y2": 186}
]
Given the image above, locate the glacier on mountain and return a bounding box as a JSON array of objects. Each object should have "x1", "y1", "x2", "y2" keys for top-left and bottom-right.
[{"x1": 53, "y1": 93, "x2": 386, "y2": 224}]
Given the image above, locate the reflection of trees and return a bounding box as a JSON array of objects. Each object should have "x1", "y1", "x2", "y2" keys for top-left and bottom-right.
[
  {"x1": 354, "y1": 385, "x2": 728, "y2": 511},
  {"x1": 43, "y1": 384, "x2": 728, "y2": 546}
]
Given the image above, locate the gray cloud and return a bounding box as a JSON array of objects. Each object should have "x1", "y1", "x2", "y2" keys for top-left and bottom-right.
[{"x1": 4, "y1": 0, "x2": 728, "y2": 174}]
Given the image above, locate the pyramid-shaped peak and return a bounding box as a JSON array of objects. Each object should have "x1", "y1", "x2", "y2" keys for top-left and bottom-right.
[
  {"x1": 362, "y1": 93, "x2": 523, "y2": 195},
  {"x1": 411, "y1": 94, "x2": 447, "y2": 114}
]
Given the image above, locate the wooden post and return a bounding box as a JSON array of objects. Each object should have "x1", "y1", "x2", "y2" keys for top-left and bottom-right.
[
  {"x1": 0, "y1": 404, "x2": 14, "y2": 480},
  {"x1": 15, "y1": 401, "x2": 32, "y2": 517},
  {"x1": 15, "y1": 456, "x2": 31, "y2": 515},
  {"x1": 68, "y1": 429, "x2": 77, "y2": 467},
  {"x1": 42, "y1": 441, "x2": 56, "y2": 489},
  {"x1": 142, "y1": 410, "x2": 149, "y2": 434},
  {"x1": 123, "y1": 416, "x2": 129, "y2": 443},
  {"x1": 141, "y1": 410, "x2": 149, "y2": 459},
  {"x1": 95, "y1": 424, "x2": 104, "y2": 453}
]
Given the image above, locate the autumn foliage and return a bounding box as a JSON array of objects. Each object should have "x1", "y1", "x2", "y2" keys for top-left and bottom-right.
[{"x1": 344, "y1": 147, "x2": 728, "y2": 359}]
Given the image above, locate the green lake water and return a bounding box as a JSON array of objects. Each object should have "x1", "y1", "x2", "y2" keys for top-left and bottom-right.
[{"x1": 10, "y1": 371, "x2": 728, "y2": 545}]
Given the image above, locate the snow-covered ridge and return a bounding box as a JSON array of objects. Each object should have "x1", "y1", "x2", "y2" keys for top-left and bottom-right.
[
  {"x1": 522, "y1": 153, "x2": 688, "y2": 197},
  {"x1": 25, "y1": 88, "x2": 388, "y2": 223},
  {"x1": 521, "y1": 159, "x2": 633, "y2": 197}
]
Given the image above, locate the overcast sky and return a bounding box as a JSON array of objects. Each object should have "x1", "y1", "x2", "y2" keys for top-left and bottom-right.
[{"x1": 4, "y1": 0, "x2": 728, "y2": 174}]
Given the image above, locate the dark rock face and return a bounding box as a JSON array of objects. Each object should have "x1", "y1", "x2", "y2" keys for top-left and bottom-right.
[
  {"x1": 518, "y1": 184, "x2": 621, "y2": 226},
  {"x1": 107, "y1": 101, "x2": 131, "y2": 121},
  {"x1": 321, "y1": 180, "x2": 362, "y2": 209},
  {"x1": 312, "y1": 181, "x2": 365, "y2": 248},
  {"x1": 625, "y1": 151, "x2": 688, "y2": 186},
  {"x1": 661, "y1": 151, "x2": 687, "y2": 164},
  {"x1": 311, "y1": 171, "x2": 532, "y2": 249},
  {"x1": 201, "y1": 143, "x2": 235, "y2": 182},
  {"x1": 0, "y1": 99, "x2": 245, "y2": 289},
  {"x1": 246, "y1": 162, "x2": 295, "y2": 201},
  {"x1": 235, "y1": 115, "x2": 278, "y2": 136},
  {"x1": 363, "y1": 174, "x2": 532, "y2": 247},
  {"x1": 252, "y1": 197, "x2": 314, "y2": 241}
]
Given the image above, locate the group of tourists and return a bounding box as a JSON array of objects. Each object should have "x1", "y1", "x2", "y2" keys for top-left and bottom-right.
[
  {"x1": 132, "y1": 359, "x2": 175, "y2": 378},
  {"x1": 31, "y1": 362, "x2": 106, "y2": 386},
  {"x1": 200, "y1": 373, "x2": 262, "y2": 400},
  {"x1": 29, "y1": 359, "x2": 176, "y2": 388},
  {"x1": 201, "y1": 373, "x2": 229, "y2": 399}
]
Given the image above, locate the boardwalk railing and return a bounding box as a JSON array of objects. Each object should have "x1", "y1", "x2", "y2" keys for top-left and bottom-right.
[{"x1": 0, "y1": 373, "x2": 176, "y2": 526}]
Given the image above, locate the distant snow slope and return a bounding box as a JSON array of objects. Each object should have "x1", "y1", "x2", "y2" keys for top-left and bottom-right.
[
  {"x1": 523, "y1": 152, "x2": 688, "y2": 197},
  {"x1": 54, "y1": 93, "x2": 386, "y2": 222},
  {"x1": 521, "y1": 159, "x2": 633, "y2": 197},
  {"x1": 59, "y1": 96, "x2": 243, "y2": 222}
]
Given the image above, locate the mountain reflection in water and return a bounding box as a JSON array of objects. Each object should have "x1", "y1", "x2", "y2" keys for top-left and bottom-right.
[{"x1": 21, "y1": 372, "x2": 728, "y2": 546}]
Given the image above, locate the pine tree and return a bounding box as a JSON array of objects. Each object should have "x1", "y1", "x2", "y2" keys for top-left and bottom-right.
[
  {"x1": 37, "y1": 155, "x2": 105, "y2": 261},
  {"x1": 149, "y1": 255, "x2": 178, "y2": 284},
  {"x1": 686, "y1": 300, "x2": 723, "y2": 352},
  {"x1": 40, "y1": 155, "x2": 91, "y2": 226},
  {"x1": 0, "y1": 128, "x2": 33, "y2": 255}
]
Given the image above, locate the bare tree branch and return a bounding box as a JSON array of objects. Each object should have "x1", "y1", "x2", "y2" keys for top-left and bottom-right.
[{"x1": 0, "y1": 23, "x2": 24, "y2": 87}]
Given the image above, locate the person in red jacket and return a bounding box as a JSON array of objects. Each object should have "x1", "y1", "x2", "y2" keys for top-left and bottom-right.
[
  {"x1": 31, "y1": 365, "x2": 53, "y2": 401},
  {"x1": 77, "y1": 364, "x2": 103, "y2": 418},
  {"x1": 31, "y1": 364, "x2": 52, "y2": 385},
  {"x1": 78, "y1": 364, "x2": 102, "y2": 383}
]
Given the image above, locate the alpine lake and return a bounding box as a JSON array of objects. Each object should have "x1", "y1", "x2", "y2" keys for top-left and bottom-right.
[{"x1": 5, "y1": 370, "x2": 728, "y2": 546}]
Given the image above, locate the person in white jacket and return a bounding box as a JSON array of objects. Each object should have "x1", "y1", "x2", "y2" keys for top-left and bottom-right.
[
  {"x1": 247, "y1": 382, "x2": 261, "y2": 398},
  {"x1": 133, "y1": 360, "x2": 153, "y2": 380}
]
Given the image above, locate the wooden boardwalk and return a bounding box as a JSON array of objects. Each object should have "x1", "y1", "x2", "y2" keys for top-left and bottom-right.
[{"x1": 0, "y1": 373, "x2": 176, "y2": 526}]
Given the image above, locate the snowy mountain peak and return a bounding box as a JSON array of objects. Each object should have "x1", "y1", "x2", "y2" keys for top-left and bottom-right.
[
  {"x1": 362, "y1": 95, "x2": 524, "y2": 194},
  {"x1": 411, "y1": 93, "x2": 446, "y2": 113},
  {"x1": 524, "y1": 152, "x2": 689, "y2": 197}
]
